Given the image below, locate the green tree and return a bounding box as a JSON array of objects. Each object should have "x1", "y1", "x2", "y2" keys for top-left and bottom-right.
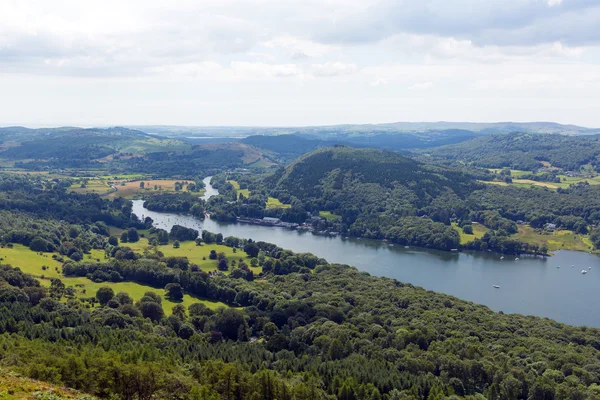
[
  {"x1": 96, "y1": 287, "x2": 115, "y2": 306},
  {"x1": 127, "y1": 228, "x2": 140, "y2": 243},
  {"x1": 165, "y1": 283, "x2": 184, "y2": 301}
]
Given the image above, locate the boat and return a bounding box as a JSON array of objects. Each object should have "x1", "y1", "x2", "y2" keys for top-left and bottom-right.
[
  {"x1": 556, "y1": 266, "x2": 560, "y2": 268},
  {"x1": 500, "y1": 256, "x2": 504, "y2": 260},
  {"x1": 515, "y1": 258, "x2": 519, "y2": 261},
  {"x1": 493, "y1": 285, "x2": 500, "y2": 289},
  {"x1": 582, "y1": 270, "x2": 587, "y2": 274},
  {"x1": 589, "y1": 267, "x2": 592, "y2": 270}
]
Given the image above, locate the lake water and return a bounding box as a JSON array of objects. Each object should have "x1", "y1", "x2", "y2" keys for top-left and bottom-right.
[{"x1": 132, "y1": 178, "x2": 600, "y2": 327}]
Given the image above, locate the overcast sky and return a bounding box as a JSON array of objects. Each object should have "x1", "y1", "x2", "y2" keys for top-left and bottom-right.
[{"x1": 1, "y1": 0, "x2": 599, "y2": 127}]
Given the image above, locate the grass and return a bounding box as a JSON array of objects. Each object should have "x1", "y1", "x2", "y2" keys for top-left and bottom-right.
[
  {"x1": 486, "y1": 169, "x2": 600, "y2": 190},
  {"x1": 1, "y1": 243, "x2": 232, "y2": 315},
  {"x1": 0, "y1": 369, "x2": 85, "y2": 400},
  {"x1": 266, "y1": 197, "x2": 291, "y2": 209},
  {"x1": 0, "y1": 245, "x2": 63, "y2": 278},
  {"x1": 514, "y1": 225, "x2": 594, "y2": 252},
  {"x1": 124, "y1": 238, "x2": 261, "y2": 275},
  {"x1": 228, "y1": 180, "x2": 250, "y2": 197},
  {"x1": 69, "y1": 179, "x2": 113, "y2": 195},
  {"x1": 39, "y1": 277, "x2": 228, "y2": 314},
  {"x1": 451, "y1": 222, "x2": 488, "y2": 244},
  {"x1": 319, "y1": 211, "x2": 341, "y2": 221},
  {"x1": 110, "y1": 179, "x2": 193, "y2": 199}
]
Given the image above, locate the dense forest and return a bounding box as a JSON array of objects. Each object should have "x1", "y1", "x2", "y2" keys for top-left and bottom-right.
[{"x1": 422, "y1": 133, "x2": 600, "y2": 171}]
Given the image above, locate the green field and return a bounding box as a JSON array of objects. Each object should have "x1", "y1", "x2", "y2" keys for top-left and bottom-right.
[
  {"x1": 39, "y1": 277, "x2": 228, "y2": 314},
  {"x1": 0, "y1": 243, "x2": 232, "y2": 315},
  {"x1": 266, "y1": 197, "x2": 291, "y2": 209},
  {"x1": 228, "y1": 180, "x2": 250, "y2": 197},
  {"x1": 125, "y1": 238, "x2": 261, "y2": 274},
  {"x1": 69, "y1": 179, "x2": 113, "y2": 195},
  {"x1": 487, "y1": 169, "x2": 600, "y2": 190},
  {"x1": 319, "y1": 211, "x2": 341, "y2": 221},
  {"x1": 514, "y1": 225, "x2": 594, "y2": 252},
  {"x1": 451, "y1": 222, "x2": 488, "y2": 244},
  {"x1": 0, "y1": 244, "x2": 64, "y2": 278}
]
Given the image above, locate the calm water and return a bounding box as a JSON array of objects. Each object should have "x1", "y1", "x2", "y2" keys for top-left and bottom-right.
[{"x1": 133, "y1": 178, "x2": 600, "y2": 327}]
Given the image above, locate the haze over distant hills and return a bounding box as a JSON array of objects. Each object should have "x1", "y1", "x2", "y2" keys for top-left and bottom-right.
[{"x1": 128, "y1": 121, "x2": 599, "y2": 139}]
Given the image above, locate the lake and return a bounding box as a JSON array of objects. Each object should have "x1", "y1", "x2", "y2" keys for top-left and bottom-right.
[{"x1": 132, "y1": 177, "x2": 600, "y2": 327}]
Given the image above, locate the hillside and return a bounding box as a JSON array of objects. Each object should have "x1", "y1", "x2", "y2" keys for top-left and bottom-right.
[
  {"x1": 274, "y1": 146, "x2": 478, "y2": 202},
  {"x1": 242, "y1": 130, "x2": 483, "y2": 162},
  {"x1": 0, "y1": 126, "x2": 185, "y2": 161},
  {"x1": 0, "y1": 369, "x2": 93, "y2": 399},
  {"x1": 0, "y1": 126, "x2": 276, "y2": 176},
  {"x1": 264, "y1": 147, "x2": 479, "y2": 249},
  {"x1": 423, "y1": 132, "x2": 600, "y2": 171}
]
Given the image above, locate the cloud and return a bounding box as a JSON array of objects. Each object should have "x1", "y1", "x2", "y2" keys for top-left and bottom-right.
[
  {"x1": 308, "y1": 62, "x2": 357, "y2": 77},
  {"x1": 1, "y1": 0, "x2": 600, "y2": 126},
  {"x1": 409, "y1": 82, "x2": 433, "y2": 90}
]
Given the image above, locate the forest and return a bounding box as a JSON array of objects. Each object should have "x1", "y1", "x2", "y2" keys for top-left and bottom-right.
[
  {"x1": 422, "y1": 133, "x2": 600, "y2": 172},
  {"x1": 206, "y1": 147, "x2": 600, "y2": 254}
]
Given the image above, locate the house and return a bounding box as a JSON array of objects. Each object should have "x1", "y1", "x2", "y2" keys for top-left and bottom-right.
[{"x1": 545, "y1": 223, "x2": 557, "y2": 231}]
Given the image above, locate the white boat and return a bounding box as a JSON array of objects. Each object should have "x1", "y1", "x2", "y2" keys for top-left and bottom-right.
[
  {"x1": 589, "y1": 267, "x2": 592, "y2": 270},
  {"x1": 500, "y1": 256, "x2": 504, "y2": 260},
  {"x1": 572, "y1": 265, "x2": 575, "y2": 268},
  {"x1": 582, "y1": 270, "x2": 587, "y2": 274},
  {"x1": 493, "y1": 285, "x2": 500, "y2": 289},
  {"x1": 515, "y1": 258, "x2": 519, "y2": 261}
]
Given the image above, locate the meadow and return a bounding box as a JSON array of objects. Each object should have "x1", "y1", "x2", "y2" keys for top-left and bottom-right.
[
  {"x1": 451, "y1": 222, "x2": 488, "y2": 244},
  {"x1": 0, "y1": 242, "x2": 233, "y2": 314},
  {"x1": 486, "y1": 168, "x2": 600, "y2": 190},
  {"x1": 514, "y1": 225, "x2": 594, "y2": 252}
]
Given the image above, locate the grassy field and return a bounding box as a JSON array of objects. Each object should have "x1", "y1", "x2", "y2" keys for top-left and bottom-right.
[
  {"x1": 486, "y1": 169, "x2": 600, "y2": 190},
  {"x1": 69, "y1": 178, "x2": 201, "y2": 199},
  {"x1": 0, "y1": 243, "x2": 232, "y2": 315},
  {"x1": 69, "y1": 179, "x2": 113, "y2": 195},
  {"x1": 266, "y1": 197, "x2": 291, "y2": 209},
  {"x1": 125, "y1": 238, "x2": 261, "y2": 274},
  {"x1": 514, "y1": 225, "x2": 594, "y2": 252},
  {"x1": 319, "y1": 211, "x2": 341, "y2": 221},
  {"x1": 451, "y1": 222, "x2": 488, "y2": 244},
  {"x1": 0, "y1": 245, "x2": 63, "y2": 278},
  {"x1": 100, "y1": 173, "x2": 146, "y2": 180},
  {"x1": 38, "y1": 277, "x2": 228, "y2": 314},
  {"x1": 228, "y1": 180, "x2": 250, "y2": 197},
  {"x1": 110, "y1": 179, "x2": 193, "y2": 199}
]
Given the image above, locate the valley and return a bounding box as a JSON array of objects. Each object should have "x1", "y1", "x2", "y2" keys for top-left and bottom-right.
[{"x1": 2, "y1": 125, "x2": 600, "y2": 399}]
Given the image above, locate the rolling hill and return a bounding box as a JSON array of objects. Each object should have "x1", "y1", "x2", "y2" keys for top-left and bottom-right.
[
  {"x1": 422, "y1": 132, "x2": 600, "y2": 171},
  {"x1": 264, "y1": 146, "x2": 481, "y2": 250}
]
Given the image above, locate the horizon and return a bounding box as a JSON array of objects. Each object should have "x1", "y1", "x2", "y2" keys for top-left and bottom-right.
[{"x1": 1, "y1": 119, "x2": 597, "y2": 131}]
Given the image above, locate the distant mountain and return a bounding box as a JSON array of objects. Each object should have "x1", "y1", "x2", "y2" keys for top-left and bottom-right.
[
  {"x1": 423, "y1": 132, "x2": 600, "y2": 171},
  {"x1": 242, "y1": 130, "x2": 484, "y2": 162},
  {"x1": 128, "y1": 121, "x2": 598, "y2": 140}
]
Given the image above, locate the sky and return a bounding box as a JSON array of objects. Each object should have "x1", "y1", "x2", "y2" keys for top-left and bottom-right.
[{"x1": 0, "y1": 0, "x2": 599, "y2": 127}]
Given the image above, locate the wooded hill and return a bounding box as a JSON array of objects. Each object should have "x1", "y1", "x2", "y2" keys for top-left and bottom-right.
[{"x1": 422, "y1": 132, "x2": 600, "y2": 172}]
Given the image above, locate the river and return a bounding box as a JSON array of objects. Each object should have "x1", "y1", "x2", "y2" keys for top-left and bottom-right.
[{"x1": 132, "y1": 177, "x2": 600, "y2": 327}]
